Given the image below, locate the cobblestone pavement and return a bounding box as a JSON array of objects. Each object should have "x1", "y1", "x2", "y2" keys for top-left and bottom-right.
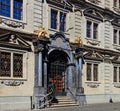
[
  {"x1": 34, "y1": 102, "x2": 120, "y2": 111},
  {"x1": 4, "y1": 102, "x2": 120, "y2": 111}
]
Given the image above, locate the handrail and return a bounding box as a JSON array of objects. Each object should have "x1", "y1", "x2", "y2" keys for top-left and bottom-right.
[{"x1": 38, "y1": 85, "x2": 55, "y2": 109}]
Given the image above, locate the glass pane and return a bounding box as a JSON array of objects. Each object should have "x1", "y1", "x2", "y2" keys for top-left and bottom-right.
[
  {"x1": 93, "y1": 64, "x2": 98, "y2": 81},
  {"x1": 13, "y1": 0, "x2": 23, "y2": 20},
  {"x1": 114, "y1": 67, "x2": 117, "y2": 82},
  {"x1": 93, "y1": 23, "x2": 98, "y2": 39},
  {"x1": 51, "y1": 9, "x2": 57, "y2": 29},
  {"x1": 119, "y1": 67, "x2": 120, "y2": 82},
  {"x1": 87, "y1": 21, "x2": 91, "y2": 38},
  {"x1": 119, "y1": 31, "x2": 120, "y2": 45},
  {"x1": 0, "y1": 52, "x2": 11, "y2": 77},
  {"x1": 114, "y1": 0, "x2": 117, "y2": 7},
  {"x1": 13, "y1": 53, "x2": 23, "y2": 77},
  {"x1": 0, "y1": 0, "x2": 10, "y2": 17},
  {"x1": 114, "y1": 29, "x2": 117, "y2": 44},
  {"x1": 60, "y1": 12, "x2": 66, "y2": 32},
  {"x1": 87, "y1": 63, "x2": 92, "y2": 81}
]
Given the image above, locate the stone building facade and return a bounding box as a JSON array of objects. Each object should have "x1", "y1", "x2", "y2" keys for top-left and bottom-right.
[{"x1": 0, "y1": 0, "x2": 120, "y2": 110}]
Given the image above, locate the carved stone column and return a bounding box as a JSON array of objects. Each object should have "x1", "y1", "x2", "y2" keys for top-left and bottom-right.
[
  {"x1": 67, "y1": 63, "x2": 75, "y2": 88},
  {"x1": 78, "y1": 58, "x2": 83, "y2": 92},
  {"x1": 38, "y1": 51, "x2": 42, "y2": 86},
  {"x1": 33, "y1": 38, "x2": 49, "y2": 109},
  {"x1": 75, "y1": 47, "x2": 84, "y2": 94},
  {"x1": 44, "y1": 59, "x2": 48, "y2": 94},
  {"x1": 34, "y1": 44, "x2": 44, "y2": 87}
]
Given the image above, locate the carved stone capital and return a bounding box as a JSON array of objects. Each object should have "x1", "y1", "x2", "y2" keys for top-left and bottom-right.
[{"x1": 34, "y1": 44, "x2": 44, "y2": 53}]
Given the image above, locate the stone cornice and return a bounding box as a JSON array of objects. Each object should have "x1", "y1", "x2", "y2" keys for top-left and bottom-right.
[
  {"x1": 0, "y1": 28, "x2": 36, "y2": 41},
  {"x1": 70, "y1": 0, "x2": 120, "y2": 25},
  {"x1": 84, "y1": 45, "x2": 120, "y2": 56},
  {"x1": 46, "y1": 0, "x2": 72, "y2": 11},
  {"x1": 82, "y1": 45, "x2": 120, "y2": 63}
]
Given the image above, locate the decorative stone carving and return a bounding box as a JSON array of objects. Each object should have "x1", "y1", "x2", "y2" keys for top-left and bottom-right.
[
  {"x1": 0, "y1": 17, "x2": 26, "y2": 28},
  {"x1": 113, "y1": 7, "x2": 120, "y2": 13},
  {"x1": 1, "y1": 80, "x2": 24, "y2": 86},
  {"x1": 113, "y1": 83, "x2": 120, "y2": 88},
  {"x1": 9, "y1": 35, "x2": 18, "y2": 44},
  {"x1": 86, "y1": 82, "x2": 100, "y2": 88},
  {"x1": 88, "y1": 0, "x2": 101, "y2": 5},
  {"x1": 113, "y1": 45, "x2": 120, "y2": 51},
  {"x1": 86, "y1": 38, "x2": 100, "y2": 46}
]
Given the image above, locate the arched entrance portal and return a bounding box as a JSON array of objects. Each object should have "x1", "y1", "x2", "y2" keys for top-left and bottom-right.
[{"x1": 48, "y1": 50, "x2": 68, "y2": 96}]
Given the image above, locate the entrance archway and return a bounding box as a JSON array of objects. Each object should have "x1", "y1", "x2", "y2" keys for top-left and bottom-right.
[{"x1": 48, "y1": 50, "x2": 68, "y2": 96}]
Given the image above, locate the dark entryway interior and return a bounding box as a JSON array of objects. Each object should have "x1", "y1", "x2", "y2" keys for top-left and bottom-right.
[{"x1": 48, "y1": 50, "x2": 68, "y2": 96}]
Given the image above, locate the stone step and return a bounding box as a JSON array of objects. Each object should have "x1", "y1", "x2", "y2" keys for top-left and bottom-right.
[
  {"x1": 54, "y1": 101, "x2": 76, "y2": 104},
  {"x1": 50, "y1": 103, "x2": 78, "y2": 108},
  {"x1": 50, "y1": 96, "x2": 78, "y2": 108}
]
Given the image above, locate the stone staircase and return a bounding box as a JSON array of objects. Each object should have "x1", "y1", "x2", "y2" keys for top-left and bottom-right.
[{"x1": 50, "y1": 96, "x2": 78, "y2": 108}]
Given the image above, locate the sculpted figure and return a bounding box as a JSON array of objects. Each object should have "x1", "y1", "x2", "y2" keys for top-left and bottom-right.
[
  {"x1": 38, "y1": 28, "x2": 47, "y2": 38},
  {"x1": 76, "y1": 36, "x2": 83, "y2": 47}
]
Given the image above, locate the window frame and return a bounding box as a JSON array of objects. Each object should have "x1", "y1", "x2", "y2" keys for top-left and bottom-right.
[
  {"x1": 113, "y1": 28, "x2": 120, "y2": 45},
  {"x1": 0, "y1": 48, "x2": 28, "y2": 80},
  {"x1": 50, "y1": 7, "x2": 67, "y2": 32},
  {"x1": 86, "y1": 20, "x2": 99, "y2": 40},
  {"x1": 0, "y1": 0, "x2": 27, "y2": 22},
  {"x1": 86, "y1": 62, "x2": 99, "y2": 82},
  {"x1": 113, "y1": 65, "x2": 120, "y2": 83}
]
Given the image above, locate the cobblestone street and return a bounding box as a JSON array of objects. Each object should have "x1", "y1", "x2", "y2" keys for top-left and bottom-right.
[
  {"x1": 35, "y1": 102, "x2": 120, "y2": 111},
  {"x1": 3, "y1": 102, "x2": 120, "y2": 111}
]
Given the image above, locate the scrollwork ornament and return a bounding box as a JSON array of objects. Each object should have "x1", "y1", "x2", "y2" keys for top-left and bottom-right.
[
  {"x1": 0, "y1": 17, "x2": 25, "y2": 28},
  {"x1": 1, "y1": 80, "x2": 24, "y2": 86}
]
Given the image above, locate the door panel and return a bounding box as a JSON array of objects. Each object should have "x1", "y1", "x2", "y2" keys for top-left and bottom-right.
[{"x1": 48, "y1": 62, "x2": 66, "y2": 96}]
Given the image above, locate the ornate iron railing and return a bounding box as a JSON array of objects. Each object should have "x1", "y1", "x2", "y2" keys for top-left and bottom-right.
[{"x1": 38, "y1": 85, "x2": 55, "y2": 109}]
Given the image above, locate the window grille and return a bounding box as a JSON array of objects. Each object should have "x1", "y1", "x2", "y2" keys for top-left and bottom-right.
[
  {"x1": 13, "y1": 53, "x2": 23, "y2": 77},
  {"x1": 0, "y1": 52, "x2": 11, "y2": 77}
]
